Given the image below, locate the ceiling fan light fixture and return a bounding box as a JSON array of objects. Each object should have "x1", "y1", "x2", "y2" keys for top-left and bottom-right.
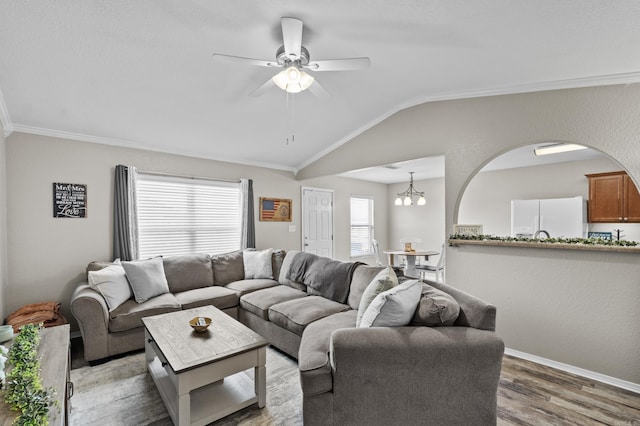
[{"x1": 272, "y1": 66, "x2": 314, "y2": 93}]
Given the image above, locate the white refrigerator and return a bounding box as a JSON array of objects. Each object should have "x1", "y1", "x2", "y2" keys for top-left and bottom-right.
[{"x1": 511, "y1": 196, "x2": 587, "y2": 238}]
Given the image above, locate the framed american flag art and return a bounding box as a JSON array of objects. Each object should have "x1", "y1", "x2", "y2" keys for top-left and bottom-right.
[{"x1": 259, "y1": 197, "x2": 292, "y2": 222}]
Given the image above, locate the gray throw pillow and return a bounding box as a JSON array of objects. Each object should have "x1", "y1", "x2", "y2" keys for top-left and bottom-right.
[
  {"x1": 87, "y1": 260, "x2": 132, "y2": 311},
  {"x1": 411, "y1": 283, "x2": 461, "y2": 326},
  {"x1": 356, "y1": 266, "x2": 398, "y2": 327},
  {"x1": 212, "y1": 250, "x2": 245, "y2": 285},
  {"x1": 121, "y1": 257, "x2": 170, "y2": 303},
  {"x1": 359, "y1": 279, "x2": 422, "y2": 328},
  {"x1": 243, "y1": 248, "x2": 274, "y2": 279}
]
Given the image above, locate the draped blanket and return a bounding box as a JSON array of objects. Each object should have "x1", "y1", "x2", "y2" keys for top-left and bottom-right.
[
  {"x1": 6, "y1": 302, "x2": 68, "y2": 333},
  {"x1": 286, "y1": 252, "x2": 363, "y2": 304}
]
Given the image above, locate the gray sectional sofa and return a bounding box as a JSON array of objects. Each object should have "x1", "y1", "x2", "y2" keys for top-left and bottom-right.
[{"x1": 71, "y1": 248, "x2": 505, "y2": 425}]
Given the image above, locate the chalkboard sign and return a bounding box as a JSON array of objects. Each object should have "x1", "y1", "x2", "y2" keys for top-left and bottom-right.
[{"x1": 53, "y1": 183, "x2": 87, "y2": 218}]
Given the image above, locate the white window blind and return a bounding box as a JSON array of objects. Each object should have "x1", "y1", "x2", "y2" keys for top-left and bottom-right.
[
  {"x1": 350, "y1": 196, "x2": 374, "y2": 257},
  {"x1": 136, "y1": 174, "x2": 242, "y2": 259}
]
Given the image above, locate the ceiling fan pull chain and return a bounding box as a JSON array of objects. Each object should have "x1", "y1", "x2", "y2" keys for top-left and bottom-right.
[
  {"x1": 285, "y1": 91, "x2": 295, "y2": 145},
  {"x1": 291, "y1": 93, "x2": 295, "y2": 143}
]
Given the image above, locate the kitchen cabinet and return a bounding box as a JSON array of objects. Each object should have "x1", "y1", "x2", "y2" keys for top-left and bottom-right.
[{"x1": 586, "y1": 171, "x2": 640, "y2": 223}]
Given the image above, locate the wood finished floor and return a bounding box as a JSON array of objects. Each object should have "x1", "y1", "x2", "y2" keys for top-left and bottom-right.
[
  {"x1": 499, "y1": 355, "x2": 640, "y2": 425},
  {"x1": 71, "y1": 338, "x2": 640, "y2": 425}
]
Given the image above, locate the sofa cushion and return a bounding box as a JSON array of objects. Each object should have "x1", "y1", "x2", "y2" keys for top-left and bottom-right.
[
  {"x1": 162, "y1": 254, "x2": 213, "y2": 293},
  {"x1": 347, "y1": 265, "x2": 386, "y2": 310},
  {"x1": 299, "y1": 310, "x2": 357, "y2": 396},
  {"x1": 278, "y1": 250, "x2": 307, "y2": 292},
  {"x1": 121, "y1": 257, "x2": 170, "y2": 303},
  {"x1": 212, "y1": 250, "x2": 244, "y2": 285},
  {"x1": 240, "y1": 285, "x2": 307, "y2": 320},
  {"x1": 269, "y1": 296, "x2": 351, "y2": 336},
  {"x1": 173, "y1": 286, "x2": 239, "y2": 310},
  {"x1": 410, "y1": 283, "x2": 461, "y2": 326},
  {"x1": 244, "y1": 248, "x2": 273, "y2": 279},
  {"x1": 225, "y1": 279, "x2": 279, "y2": 297},
  {"x1": 359, "y1": 279, "x2": 422, "y2": 328},
  {"x1": 87, "y1": 261, "x2": 132, "y2": 311},
  {"x1": 86, "y1": 260, "x2": 117, "y2": 278},
  {"x1": 271, "y1": 249, "x2": 286, "y2": 284},
  {"x1": 108, "y1": 293, "x2": 180, "y2": 332},
  {"x1": 356, "y1": 267, "x2": 398, "y2": 327}
]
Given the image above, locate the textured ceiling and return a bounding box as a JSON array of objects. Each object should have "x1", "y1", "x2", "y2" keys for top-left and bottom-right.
[{"x1": 1, "y1": 1, "x2": 639, "y2": 173}]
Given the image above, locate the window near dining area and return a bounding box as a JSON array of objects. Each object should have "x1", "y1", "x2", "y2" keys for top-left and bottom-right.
[
  {"x1": 350, "y1": 196, "x2": 374, "y2": 257},
  {"x1": 136, "y1": 173, "x2": 242, "y2": 259}
]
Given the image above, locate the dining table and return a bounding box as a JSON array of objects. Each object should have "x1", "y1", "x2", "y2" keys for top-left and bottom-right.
[{"x1": 383, "y1": 249, "x2": 439, "y2": 278}]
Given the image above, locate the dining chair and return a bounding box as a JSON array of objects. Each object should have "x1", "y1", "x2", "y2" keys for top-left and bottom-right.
[
  {"x1": 371, "y1": 239, "x2": 383, "y2": 266},
  {"x1": 416, "y1": 243, "x2": 446, "y2": 283}
]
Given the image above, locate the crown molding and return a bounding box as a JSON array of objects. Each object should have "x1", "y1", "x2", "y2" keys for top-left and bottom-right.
[
  {"x1": 295, "y1": 71, "x2": 640, "y2": 173},
  {"x1": 11, "y1": 124, "x2": 297, "y2": 173},
  {"x1": 0, "y1": 88, "x2": 13, "y2": 137},
  {"x1": 505, "y1": 347, "x2": 640, "y2": 394}
]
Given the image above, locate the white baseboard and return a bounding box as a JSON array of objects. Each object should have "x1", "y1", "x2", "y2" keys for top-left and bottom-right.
[{"x1": 505, "y1": 347, "x2": 640, "y2": 394}]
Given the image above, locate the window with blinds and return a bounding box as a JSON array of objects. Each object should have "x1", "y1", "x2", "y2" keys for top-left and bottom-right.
[
  {"x1": 136, "y1": 173, "x2": 242, "y2": 259},
  {"x1": 350, "y1": 196, "x2": 374, "y2": 257}
]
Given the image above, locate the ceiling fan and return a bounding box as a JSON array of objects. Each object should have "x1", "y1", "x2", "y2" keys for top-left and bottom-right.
[{"x1": 213, "y1": 17, "x2": 371, "y2": 98}]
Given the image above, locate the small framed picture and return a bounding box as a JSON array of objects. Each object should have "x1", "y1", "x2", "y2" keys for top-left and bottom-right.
[
  {"x1": 453, "y1": 224, "x2": 483, "y2": 236},
  {"x1": 588, "y1": 231, "x2": 612, "y2": 240},
  {"x1": 53, "y1": 182, "x2": 87, "y2": 218},
  {"x1": 259, "y1": 197, "x2": 292, "y2": 222}
]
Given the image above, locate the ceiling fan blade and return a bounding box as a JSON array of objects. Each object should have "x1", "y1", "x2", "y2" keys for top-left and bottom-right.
[
  {"x1": 281, "y1": 17, "x2": 303, "y2": 59},
  {"x1": 248, "y1": 78, "x2": 276, "y2": 97},
  {"x1": 308, "y1": 80, "x2": 330, "y2": 99},
  {"x1": 212, "y1": 53, "x2": 280, "y2": 68},
  {"x1": 306, "y1": 57, "x2": 371, "y2": 72}
]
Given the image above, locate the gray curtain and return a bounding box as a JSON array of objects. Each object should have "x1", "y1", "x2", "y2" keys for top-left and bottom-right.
[
  {"x1": 113, "y1": 165, "x2": 139, "y2": 260},
  {"x1": 241, "y1": 178, "x2": 255, "y2": 249}
]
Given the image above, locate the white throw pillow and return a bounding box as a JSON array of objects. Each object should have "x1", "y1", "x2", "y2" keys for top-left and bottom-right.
[
  {"x1": 88, "y1": 260, "x2": 132, "y2": 311},
  {"x1": 121, "y1": 256, "x2": 170, "y2": 303},
  {"x1": 359, "y1": 279, "x2": 422, "y2": 328},
  {"x1": 356, "y1": 267, "x2": 398, "y2": 327},
  {"x1": 243, "y1": 249, "x2": 274, "y2": 279}
]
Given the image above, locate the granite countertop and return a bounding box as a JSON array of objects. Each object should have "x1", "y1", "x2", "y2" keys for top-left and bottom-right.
[{"x1": 448, "y1": 238, "x2": 640, "y2": 254}]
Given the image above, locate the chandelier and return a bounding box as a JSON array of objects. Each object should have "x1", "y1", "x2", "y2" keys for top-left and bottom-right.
[{"x1": 394, "y1": 172, "x2": 426, "y2": 206}]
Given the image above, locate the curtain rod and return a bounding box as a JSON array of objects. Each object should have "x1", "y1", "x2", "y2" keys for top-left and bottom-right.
[{"x1": 136, "y1": 169, "x2": 241, "y2": 184}]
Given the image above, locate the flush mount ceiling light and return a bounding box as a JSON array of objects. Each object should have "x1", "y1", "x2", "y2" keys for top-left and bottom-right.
[
  {"x1": 272, "y1": 66, "x2": 315, "y2": 93},
  {"x1": 395, "y1": 172, "x2": 426, "y2": 206},
  {"x1": 534, "y1": 143, "x2": 588, "y2": 156}
]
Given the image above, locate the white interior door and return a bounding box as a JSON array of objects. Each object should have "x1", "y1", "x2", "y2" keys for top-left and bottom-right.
[{"x1": 302, "y1": 187, "x2": 334, "y2": 258}]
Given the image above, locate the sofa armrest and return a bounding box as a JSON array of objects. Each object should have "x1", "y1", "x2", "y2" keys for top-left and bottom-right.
[
  {"x1": 70, "y1": 283, "x2": 111, "y2": 361},
  {"x1": 329, "y1": 326, "x2": 504, "y2": 426}
]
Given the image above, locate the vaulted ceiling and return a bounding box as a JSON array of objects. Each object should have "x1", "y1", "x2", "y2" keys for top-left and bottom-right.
[{"x1": 1, "y1": 1, "x2": 639, "y2": 173}]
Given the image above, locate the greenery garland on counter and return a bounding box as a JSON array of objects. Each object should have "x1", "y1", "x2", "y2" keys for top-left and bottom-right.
[
  {"x1": 449, "y1": 234, "x2": 639, "y2": 247},
  {"x1": 2, "y1": 323, "x2": 57, "y2": 426}
]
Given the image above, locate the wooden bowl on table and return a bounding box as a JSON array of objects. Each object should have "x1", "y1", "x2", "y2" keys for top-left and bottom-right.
[{"x1": 189, "y1": 316, "x2": 212, "y2": 332}]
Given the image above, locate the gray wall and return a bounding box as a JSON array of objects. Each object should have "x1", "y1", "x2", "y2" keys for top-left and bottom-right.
[
  {"x1": 4, "y1": 132, "x2": 388, "y2": 330},
  {"x1": 0, "y1": 121, "x2": 6, "y2": 322},
  {"x1": 297, "y1": 84, "x2": 640, "y2": 385},
  {"x1": 459, "y1": 157, "x2": 640, "y2": 241}
]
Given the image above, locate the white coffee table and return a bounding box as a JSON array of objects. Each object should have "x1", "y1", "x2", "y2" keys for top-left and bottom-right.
[{"x1": 142, "y1": 305, "x2": 268, "y2": 426}]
